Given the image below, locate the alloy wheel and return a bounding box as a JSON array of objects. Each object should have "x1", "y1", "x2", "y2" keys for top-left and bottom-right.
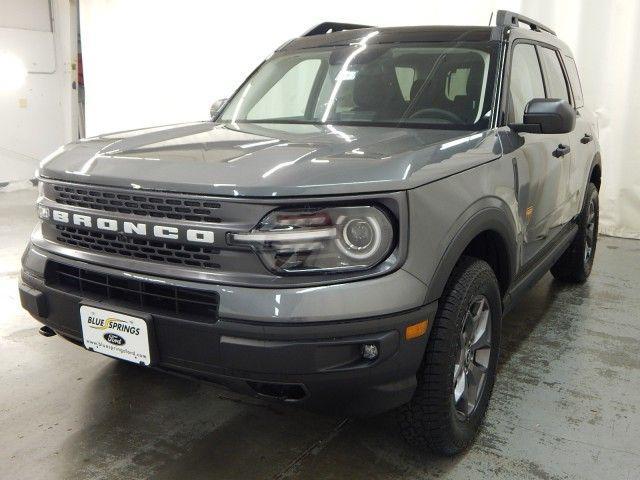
[
  {"x1": 584, "y1": 198, "x2": 596, "y2": 265},
  {"x1": 453, "y1": 295, "x2": 492, "y2": 418}
]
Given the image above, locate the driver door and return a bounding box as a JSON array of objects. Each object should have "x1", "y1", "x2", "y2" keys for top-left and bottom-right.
[{"x1": 506, "y1": 42, "x2": 573, "y2": 266}]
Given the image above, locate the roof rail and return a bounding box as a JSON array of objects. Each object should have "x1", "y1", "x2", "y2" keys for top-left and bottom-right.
[
  {"x1": 495, "y1": 10, "x2": 556, "y2": 36},
  {"x1": 302, "y1": 22, "x2": 373, "y2": 37}
]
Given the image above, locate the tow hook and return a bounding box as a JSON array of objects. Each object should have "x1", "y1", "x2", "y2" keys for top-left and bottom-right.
[{"x1": 38, "y1": 326, "x2": 56, "y2": 337}]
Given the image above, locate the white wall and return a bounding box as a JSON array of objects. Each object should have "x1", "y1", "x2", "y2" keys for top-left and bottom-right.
[
  {"x1": 76, "y1": 1, "x2": 640, "y2": 239},
  {"x1": 0, "y1": 0, "x2": 78, "y2": 184}
]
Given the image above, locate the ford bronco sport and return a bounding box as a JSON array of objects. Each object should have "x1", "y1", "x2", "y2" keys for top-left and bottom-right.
[{"x1": 20, "y1": 10, "x2": 601, "y2": 455}]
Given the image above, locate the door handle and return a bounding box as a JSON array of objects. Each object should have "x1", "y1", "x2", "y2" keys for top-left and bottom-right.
[
  {"x1": 580, "y1": 134, "x2": 593, "y2": 144},
  {"x1": 553, "y1": 144, "x2": 571, "y2": 158}
]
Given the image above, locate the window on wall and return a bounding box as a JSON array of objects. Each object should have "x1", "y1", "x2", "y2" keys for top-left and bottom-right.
[
  {"x1": 508, "y1": 43, "x2": 545, "y2": 123},
  {"x1": 538, "y1": 47, "x2": 570, "y2": 103},
  {"x1": 563, "y1": 56, "x2": 584, "y2": 108}
]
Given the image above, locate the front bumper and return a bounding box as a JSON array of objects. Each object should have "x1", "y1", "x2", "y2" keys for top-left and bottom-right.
[{"x1": 20, "y1": 244, "x2": 436, "y2": 416}]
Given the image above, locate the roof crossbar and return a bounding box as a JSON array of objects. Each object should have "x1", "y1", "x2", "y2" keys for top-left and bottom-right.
[
  {"x1": 495, "y1": 10, "x2": 556, "y2": 36},
  {"x1": 303, "y1": 22, "x2": 373, "y2": 37}
]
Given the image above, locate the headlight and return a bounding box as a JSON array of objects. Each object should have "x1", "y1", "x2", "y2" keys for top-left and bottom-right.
[{"x1": 230, "y1": 205, "x2": 395, "y2": 274}]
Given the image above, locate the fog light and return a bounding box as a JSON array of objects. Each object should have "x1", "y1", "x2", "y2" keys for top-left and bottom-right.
[
  {"x1": 37, "y1": 205, "x2": 50, "y2": 220},
  {"x1": 361, "y1": 343, "x2": 378, "y2": 360}
]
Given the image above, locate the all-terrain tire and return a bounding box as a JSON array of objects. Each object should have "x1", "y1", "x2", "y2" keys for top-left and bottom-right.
[
  {"x1": 550, "y1": 183, "x2": 599, "y2": 283},
  {"x1": 397, "y1": 256, "x2": 501, "y2": 456}
]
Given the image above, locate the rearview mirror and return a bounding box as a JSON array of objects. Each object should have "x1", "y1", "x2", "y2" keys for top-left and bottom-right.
[
  {"x1": 509, "y1": 98, "x2": 575, "y2": 134},
  {"x1": 210, "y1": 98, "x2": 228, "y2": 121}
]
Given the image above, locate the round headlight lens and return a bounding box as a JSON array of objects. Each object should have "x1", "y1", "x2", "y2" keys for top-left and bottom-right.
[
  {"x1": 231, "y1": 205, "x2": 395, "y2": 274},
  {"x1": 336, "y1": 216, "x2": 383, "y2": 260},
  {"x1": 344, "y1": 219, "x2": 374, "y2": 250}
]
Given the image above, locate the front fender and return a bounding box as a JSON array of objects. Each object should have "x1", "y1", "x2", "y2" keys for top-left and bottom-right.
[
  {"x1": 424, "y1": 202, "x2": 518, "y2": 304},
  {"x1": 401, "y1": 157, "x2": 519, "y2": 305}
]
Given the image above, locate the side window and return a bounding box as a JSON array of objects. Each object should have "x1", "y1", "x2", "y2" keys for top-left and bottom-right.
[
  {"x1": 395, "y1": 67, "x2": 415, "y2": 101},
  {"x1": 247, "y1": 59, "x2": 321, "y2": 120},
  {"x1": 538, "y1": 47, "x2": 570, "y2": 103},
  {"x1": 563, "y1": 56, "x2": 584, "y2": 108},
  {"x1": 509, "y1": 43, "x2": 545, "y2": 123}
]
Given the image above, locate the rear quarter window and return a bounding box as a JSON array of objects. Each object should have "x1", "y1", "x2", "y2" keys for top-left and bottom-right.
[{"x1": 563, "y1": 56, "x2": 584, "y2": 108}]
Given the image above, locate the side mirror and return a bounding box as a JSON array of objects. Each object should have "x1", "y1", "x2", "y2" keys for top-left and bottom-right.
[
  {"x1": 509, "y1": 98, "x2": 576, "y2": 134},
  {"x1": 210, "y1": 98, "x2": 228, "y2": 121}
]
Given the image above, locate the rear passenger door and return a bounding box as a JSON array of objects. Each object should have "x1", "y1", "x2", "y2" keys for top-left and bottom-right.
[
  {"x1": 506, "y1": 42, "x2": 573, "y2": 266},
  {"x1": 537, "y1": 46, "x2": 582, "y2": 221},
  {"x1": 562, "y1": 55, "x2": 597, "y2": 214}
]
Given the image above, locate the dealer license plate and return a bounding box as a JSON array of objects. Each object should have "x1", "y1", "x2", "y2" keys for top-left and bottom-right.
[{"x1": 80, "y1": 306, "x2": 151, "y2": 365}]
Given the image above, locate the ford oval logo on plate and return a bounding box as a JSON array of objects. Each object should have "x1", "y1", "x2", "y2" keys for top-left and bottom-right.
[{"x1": 104, "y1": 332, "x2": 126, "y2": 346}]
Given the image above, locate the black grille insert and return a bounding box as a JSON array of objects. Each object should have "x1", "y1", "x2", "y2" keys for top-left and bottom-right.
[
  {"x1": 54, "y1": 225, "x2": 221, "y2": 270},
  {"x1": 45, "y1": 261, "x2": 219, "y2": 322},
  {"x1": 52, "y1": 185, "x2": 222, "y2": 223}
]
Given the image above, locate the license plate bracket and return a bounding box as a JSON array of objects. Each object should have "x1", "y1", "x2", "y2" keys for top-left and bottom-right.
[{"x1": 80, "y1": 305, "x2": 154, "y2": 366}]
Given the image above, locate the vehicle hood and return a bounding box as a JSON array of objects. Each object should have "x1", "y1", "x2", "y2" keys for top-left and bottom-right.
[{"x1": 39, "y1": 122, "x2": 501, "y2": 197}]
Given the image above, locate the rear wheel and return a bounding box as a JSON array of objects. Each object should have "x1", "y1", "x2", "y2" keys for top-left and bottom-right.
[
  {"x1": 551, "y1": 182, "x2": 599, "y2": 283},
  {"x1": 397, "y1": 256, "x2": 501, "y2": 456}
]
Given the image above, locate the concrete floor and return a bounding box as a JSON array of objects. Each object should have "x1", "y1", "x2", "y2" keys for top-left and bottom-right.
[{"x1": 2, "y1": 186, "x2": 640, "y2": 480}]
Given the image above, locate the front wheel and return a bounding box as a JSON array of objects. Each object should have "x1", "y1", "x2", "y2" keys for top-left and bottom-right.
[
  {"x1": 397, "y1": 256, "x2": 501, "y2": 456},
  {"x1": 551, "y1": 182, "x2": 599, "y2": 283}
]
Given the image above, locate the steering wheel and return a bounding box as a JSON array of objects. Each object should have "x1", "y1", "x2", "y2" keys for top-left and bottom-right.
[{"x1": 408, "y1": 107, "x2": 463, "y2": 124}]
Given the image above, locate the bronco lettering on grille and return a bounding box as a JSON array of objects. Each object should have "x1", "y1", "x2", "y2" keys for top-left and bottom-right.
[{"x1": 49, "y1": 209, "x2": 215, "y2": 244}]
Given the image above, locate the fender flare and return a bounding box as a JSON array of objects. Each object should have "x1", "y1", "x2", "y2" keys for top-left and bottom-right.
[
  {"x1": 576, "y1": 152, "x2": 602, "y2": 208},
  {"x1": 588, "y1": 152, "x2": 602, "y2": 187},
  {"x1": 425, "y1": 199, "x2": 518, "y2": 304}
]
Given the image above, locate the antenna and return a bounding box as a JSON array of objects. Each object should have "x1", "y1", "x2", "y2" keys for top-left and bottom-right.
[{"x1": 488, "y1": 11, "x2": 494, "y2": 26}]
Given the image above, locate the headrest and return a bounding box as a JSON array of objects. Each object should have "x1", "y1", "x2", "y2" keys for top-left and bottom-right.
[{"x1": 352, "y1": 63, "x2": 403, "y2": 112}]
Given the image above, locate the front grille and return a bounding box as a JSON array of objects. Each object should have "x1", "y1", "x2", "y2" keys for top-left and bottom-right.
[
  {"x1": 45, "y1": 261, "x2": 219, "y2": 322},
  {"x1": 54, "y1": 225, "x2": 221, "y2": 269},
  {"x1": 52, "y1": 184, "x2": 222, "y2": 223}
]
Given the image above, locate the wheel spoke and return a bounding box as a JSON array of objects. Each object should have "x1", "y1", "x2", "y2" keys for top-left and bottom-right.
[
  {"x1": 454, "y1": 362, "x2": 463, "y2": 382},
  {"x1": 588, "y1": 202, "x2": 595, "y2": 224},
  {"x1": 470, "y1": 297, "x2": 486, "y2": 318},
  {"x1": 461, "y1": 311, "x2": 472, "y2": 342},
  {"x1": 454, "y1": 366, "x2": 465, "y2": 404},
  {"x1": 470, "y1": 305, "x2": 491, "y2": 351},
  {"x1": 467, "y1": 363, "x2": 485, "y2": 411},
  {"x1": 474, "y1": 348, "x2": 491, "y2": 370},
  {"x1": 464, "y1": 368, "x2": 479, "y2": 414}
]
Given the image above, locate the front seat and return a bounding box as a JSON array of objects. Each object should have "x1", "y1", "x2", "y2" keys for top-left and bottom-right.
[{"x1": 351, "y1": 63, "x2": 406, "y2": 120}]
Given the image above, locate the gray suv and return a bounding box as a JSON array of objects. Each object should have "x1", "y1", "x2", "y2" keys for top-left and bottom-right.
[{"x1": 19, "y1": 11, "x2": 601, "y2": 455}]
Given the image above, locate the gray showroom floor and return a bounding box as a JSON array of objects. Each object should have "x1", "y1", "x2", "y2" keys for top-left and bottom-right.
[{"x1": 2, "y1": 186, "x2": 640, "y2": 480}]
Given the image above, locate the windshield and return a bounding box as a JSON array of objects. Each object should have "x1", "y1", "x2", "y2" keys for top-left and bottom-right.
[{"x1": 219, "y1": 38, "x2": 498, "y2": 130}]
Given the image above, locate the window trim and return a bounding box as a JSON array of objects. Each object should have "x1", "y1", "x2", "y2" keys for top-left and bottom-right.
[{"x1": 561, "y1": 55, "x2": 584, "y2": 109}]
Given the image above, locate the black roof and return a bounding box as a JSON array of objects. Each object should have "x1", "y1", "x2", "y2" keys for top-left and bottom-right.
[
  {"x1": 280, "y1": 11, "x2": 561, "y2": 52},
  {"x1": 279, "y1": 26, "x2": 501, "y2": 52}
]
